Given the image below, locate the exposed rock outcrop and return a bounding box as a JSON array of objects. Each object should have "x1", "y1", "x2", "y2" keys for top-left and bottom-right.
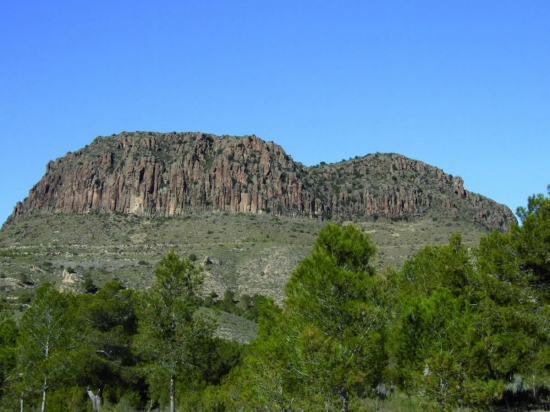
[
  {"x1": 6, "y1": 132, "x2": 516, "y2": 231},
  {"x1": 59, "y1": 268, "x2": 82, "y2": 293}
]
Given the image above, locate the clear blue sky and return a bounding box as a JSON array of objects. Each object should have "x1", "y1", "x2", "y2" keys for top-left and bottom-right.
[{"x1": 1, "y1": 0, "x2": 548, "y2": 224}]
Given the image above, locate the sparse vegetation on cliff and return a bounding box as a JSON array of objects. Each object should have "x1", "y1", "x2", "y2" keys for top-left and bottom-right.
[{"x1": 7, "y1": 131, "x2": 515, "y2": 231}]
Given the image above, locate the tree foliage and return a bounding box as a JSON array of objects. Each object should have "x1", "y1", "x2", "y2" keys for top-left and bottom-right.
[
  {"x1": 513, "y1": 185, "x2": 550, "y2": 289},
  {"x1": 73, "y1": 280, "x2": 140, "y2": 405},
  {"x1": 16, "y1": 284, "x2": 79, "y2": 412},
  {"x1": 0, "y1": 304, "x2": 17, "y2": 404},
  {"x1": 390, "y1": 203, "x2": 550, "y2": 411},
  {"x1": 133, "y1": 251, "x2": 214, "y2": 411},
  {"x1": 242, "y1": 224, "x2": 388, "y2": 411}
]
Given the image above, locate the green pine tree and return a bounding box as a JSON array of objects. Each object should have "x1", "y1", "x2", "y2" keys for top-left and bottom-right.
[
  {"x1": 512, "y1": 185, "x2": 550, "y2": 291},
  {"x1": 391, "y1": 231, "x2": 544, "y2": 410},
  {"x1": 16, "y1": 284, "x2": 78, "y2": 412},
  {"x1": 73, "y1": 280, "x2": 139, "y2": 408},
  {"x1": 244, "y1": 224, "x2": 388, "y2": 411},
  {"x1": 0, "y1": 304, "x2": 17, "y2": 407},
  {"x1": 133, "y1": 251, "x2": 214, "y2": 412}
]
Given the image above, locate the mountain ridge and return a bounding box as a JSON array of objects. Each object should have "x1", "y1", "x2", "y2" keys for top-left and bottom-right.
[{"x1": 5, "y1": 131, "x2": 516, "y2": 230}]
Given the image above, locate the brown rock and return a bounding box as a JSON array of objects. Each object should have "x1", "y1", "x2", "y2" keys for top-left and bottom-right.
[{"x1": 6, "y1": 132, "x2": 516, "y2": 231}]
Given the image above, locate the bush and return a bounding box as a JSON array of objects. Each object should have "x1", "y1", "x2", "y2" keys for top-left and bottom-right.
[
  {"x1": 18, "y1": 291, "x2": 32, "y2": 304},
  {"x1": 18, "y1": 273, "x2": 34, "y2": 285},
  {"x1": 83, "y1": 275, "x2": 98, "y2": 294}
]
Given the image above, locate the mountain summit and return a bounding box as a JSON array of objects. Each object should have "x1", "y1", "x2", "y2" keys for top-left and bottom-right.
[{"x1": 7, "y1": 131, "x2": 515, "y2": 230}]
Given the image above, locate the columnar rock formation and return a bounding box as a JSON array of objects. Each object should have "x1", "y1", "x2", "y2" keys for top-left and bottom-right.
[{"x1": 7, "y1": 132, "x2": 516, "y2": 231}]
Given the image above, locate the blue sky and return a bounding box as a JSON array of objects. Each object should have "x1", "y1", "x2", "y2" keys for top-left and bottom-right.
[{"x1": 1, "y1": 1, "x2": 548, "y2": 224}]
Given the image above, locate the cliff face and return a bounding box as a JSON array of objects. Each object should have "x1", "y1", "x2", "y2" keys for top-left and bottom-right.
[{"x1": 7, "y1": 132, "x2": 516, "y2": 231}]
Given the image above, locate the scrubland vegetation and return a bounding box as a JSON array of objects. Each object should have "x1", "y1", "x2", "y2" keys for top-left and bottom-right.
[{"x1": 0, "y1": 186, "x2": 549, "y2": 411}]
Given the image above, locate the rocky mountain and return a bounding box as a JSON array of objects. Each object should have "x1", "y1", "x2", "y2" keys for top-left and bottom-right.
[{"x1": 6, "y1": 131, "x2": 516, "y2": 230}]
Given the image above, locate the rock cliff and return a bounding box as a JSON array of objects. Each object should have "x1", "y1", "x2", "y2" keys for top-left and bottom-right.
[{"x1": 6, "y1": 132, "x2": 516, "y2": 230}]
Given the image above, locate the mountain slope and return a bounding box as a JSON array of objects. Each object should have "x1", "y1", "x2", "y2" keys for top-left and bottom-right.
[{"x1": 6, "y1": 131, "x2": 515, "y2": 230}]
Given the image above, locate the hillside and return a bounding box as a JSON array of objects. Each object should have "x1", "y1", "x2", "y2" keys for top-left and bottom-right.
[{"x1": 0, "y1": 211, "x2": 491, "y2": 303}]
